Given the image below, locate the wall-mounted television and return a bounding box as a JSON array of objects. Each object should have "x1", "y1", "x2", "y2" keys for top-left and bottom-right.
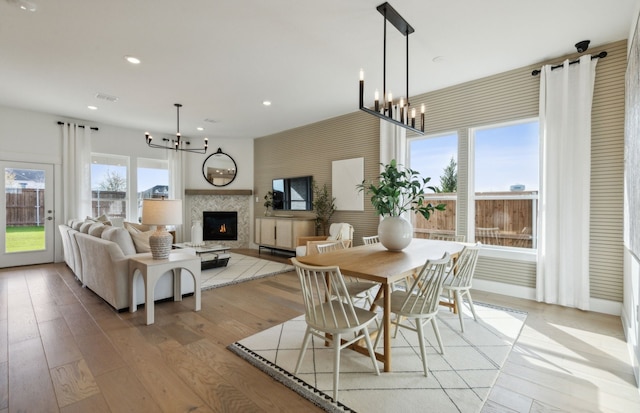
[{"x1": 272, "y1": 176, "x2": 313, "y2": 211}]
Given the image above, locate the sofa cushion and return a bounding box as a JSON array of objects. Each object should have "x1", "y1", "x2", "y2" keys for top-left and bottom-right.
[
  {"x1": 79, "y1": 221, "x2": 94, "y2": 233},
  {"x1": 88, "y1": 222, "x2": 108, "y2": 238},
  {"x1": 101, "y1": 227, "x2": 137, "y2": 256},
  {"x1": 127, "y1": 226, "x2": 153, "y2": 253},
  {"x1": 124, "y1": 221, "x2": 152, "y2": 232}
]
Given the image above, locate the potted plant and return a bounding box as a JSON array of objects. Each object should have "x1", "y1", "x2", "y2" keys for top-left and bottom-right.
[
  {"x1": 312, "y1": 182, "x2": 336, "y2": 235},
  {"x1": 263, "y1": 190, "x2": 274, "y2": 216},
  {"x1": 357, "y1": 159, "x2": 446, "y2": 250}
]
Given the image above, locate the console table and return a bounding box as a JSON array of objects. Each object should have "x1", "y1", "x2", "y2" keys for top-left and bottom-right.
[
  {"x1": 129, "y1": 252, "x2": 201, "y2": 325},
  {"x1": 255, "y1": 217, "x2": 315, "y2": 254}
]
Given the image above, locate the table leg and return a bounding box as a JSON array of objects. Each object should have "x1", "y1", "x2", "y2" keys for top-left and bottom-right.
[
  {"x1": 145, "y1": 272, "x2": 155, "y2": 325},
  {"x1": 129, "y1": 267, "x2": 138, "y2": 313},
  {"x1": 172, "y1": 268, "x2": 182, "y2": 302},
  {"x1": 383, "y1": 282, "x2": 391, "y2": 372}
]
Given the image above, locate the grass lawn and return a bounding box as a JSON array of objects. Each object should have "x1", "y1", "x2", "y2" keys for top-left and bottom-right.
[{"x1": 5, "y1": 226, "x2": 45, "y2": 252}]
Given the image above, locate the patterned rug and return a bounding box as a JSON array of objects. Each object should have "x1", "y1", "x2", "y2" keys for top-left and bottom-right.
[
  {"x1": 200, "y1": 252, "x2": 294, "y2": 290},
  {"x1": 229, "y1": 302, "x2": 526, "y2": 412}
]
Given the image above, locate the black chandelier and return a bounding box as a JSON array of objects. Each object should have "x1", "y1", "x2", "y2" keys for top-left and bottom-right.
[
  {"x1": 145, "y1": 103, "x2": 209, "y2": 154},
  {"x1": 359, "y1": 2, "x2": 425, "y2": 135}
]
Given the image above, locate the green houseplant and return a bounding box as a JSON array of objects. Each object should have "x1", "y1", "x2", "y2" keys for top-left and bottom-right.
[
  {"x1": 357, "y1": 159, "x2": 445, "y2": 250},
  {"x1": 312, "y1": 182, "x2": 336, "y2": 236}
]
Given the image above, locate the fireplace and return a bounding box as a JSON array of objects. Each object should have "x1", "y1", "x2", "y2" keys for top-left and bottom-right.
[{"x1": 203, "y1": 211, "x2": 238, "y2": 241}]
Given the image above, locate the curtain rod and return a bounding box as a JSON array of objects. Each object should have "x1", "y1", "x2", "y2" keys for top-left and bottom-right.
[
  {"x1": 57, "y1": 121, "x2": 99, "y2": 131},
  {"x1": 531, "y1": 51, "x2": 607, "y2": 76}
]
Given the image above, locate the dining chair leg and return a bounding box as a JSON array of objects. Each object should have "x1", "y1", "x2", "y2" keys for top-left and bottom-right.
[
  {"x1": 333, "y1": 333, "x2": 341, "y2": 400},
  {"x1": 362, "y1": 326, "x2": 381, "y2": 376},
  {"x1": 466, "y1": 290, "x2": 479, "y2": 322},
  {"x1": 295, "y1": 327, "x2": 313, "y2": 374},
  {"x1": 455, "y1": 290, "x2": 465, "y2": 332},
  {"x1": 431, "y1": 317, "x2": 445, "y2": 355},
  {"x1": 374, "y1": 316, "x2": 384, "y2": 350},
  {"x1": 416, "y1": 318, "x2": 429, "y2": 376}
]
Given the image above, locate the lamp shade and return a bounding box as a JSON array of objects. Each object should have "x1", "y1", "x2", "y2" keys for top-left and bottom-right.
[{"x1": 141, "y1": 199, "x2": 182, "y2": 226}]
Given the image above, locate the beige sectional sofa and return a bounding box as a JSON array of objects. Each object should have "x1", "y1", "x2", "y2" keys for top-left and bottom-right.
[{"x1": 59, "y1": 219, "x2": 195, "y2": 311}]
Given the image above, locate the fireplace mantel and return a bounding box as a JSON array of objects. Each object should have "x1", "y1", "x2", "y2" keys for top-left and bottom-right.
[{"x1": 185, "y1": 189, "x2": 252, "y2": 196}]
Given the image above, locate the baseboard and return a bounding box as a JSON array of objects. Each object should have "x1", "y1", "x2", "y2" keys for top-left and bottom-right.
[{"x1": 472, "y1": 279, "x2": 622, "y2": 316}]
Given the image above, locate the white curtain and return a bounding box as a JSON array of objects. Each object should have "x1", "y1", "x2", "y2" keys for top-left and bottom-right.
[
  {"x1": 61, "y1": 123, "x2": 92, "y2": 222},
  {"x1": 536, "y1": 55, "x2": 597, "y2": 310},
  {"x1": 168, "y1": 149, "x2": 185, "y2": 241}
]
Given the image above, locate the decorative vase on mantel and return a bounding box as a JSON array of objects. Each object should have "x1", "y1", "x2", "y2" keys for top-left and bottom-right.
[
  {"x1": 378, "y1": 216, "x2": 413, "y2": 251},
  {"x1": 190, "y1": 220, "x2": 203, "y2": 246}
]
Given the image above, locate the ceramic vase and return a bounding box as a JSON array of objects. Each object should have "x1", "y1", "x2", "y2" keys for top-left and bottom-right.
[
  {"x1": 378, "y1": 216, "x2": 413, "y2": 251},
  {"x1": 191, "y1": 220, "x2": 203, "y2": 246}
]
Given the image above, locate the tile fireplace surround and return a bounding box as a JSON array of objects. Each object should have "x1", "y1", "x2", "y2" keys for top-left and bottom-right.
[{"x1": 184, "y1": 191, "x2": 252, "y2": 248}]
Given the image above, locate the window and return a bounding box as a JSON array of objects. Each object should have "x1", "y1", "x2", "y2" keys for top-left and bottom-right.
[
  {"x1": 472, "y1": 119, "x2": 539, "y2": 249},
  {"x1": 91, "y1": 154, "x2": 129, "y2": 219},
  {"x1": 408, "y1": 132, "x2": 458, "y2": 239},
  {"x1": 137, "y1": 158, "x2": 169, "y2": 220}
]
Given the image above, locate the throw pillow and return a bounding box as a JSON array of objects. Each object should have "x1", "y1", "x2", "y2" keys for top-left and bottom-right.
[
  {"x1": 127, "y1": 226, "x2": 153, "y2": 253},
  {"x1": 124, "y1": 221, "x2": 152, "y2": 232},
  {"x1": 88, "y1": 222, "x2": 108, "y2": 238},
  {"x1": 101, "y1": 227, "x2": 137, "y2": 256}
]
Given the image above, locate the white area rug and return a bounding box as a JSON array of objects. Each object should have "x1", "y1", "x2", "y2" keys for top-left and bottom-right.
[
  {"x1": 229, "y1": 302, "x2": 526, "y2": 413},
  {"x1": 200, "y1": 253, "x2": 294, "y2": 290}
]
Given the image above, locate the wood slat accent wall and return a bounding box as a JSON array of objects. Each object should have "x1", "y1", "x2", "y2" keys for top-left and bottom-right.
[
  {"x1": 254, "y1": 39, "x2": 626, "y2": 302},
  {"x1": 254, "y1": 111, "x2": 380, "y2": 246}
]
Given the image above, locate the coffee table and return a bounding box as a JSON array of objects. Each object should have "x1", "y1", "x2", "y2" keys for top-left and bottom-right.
[{"x1": 173, "y1": 242, "x2": 231, "y2": 270}]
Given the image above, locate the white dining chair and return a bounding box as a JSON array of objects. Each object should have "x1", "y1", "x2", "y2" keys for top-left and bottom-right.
[
  {"x1": 441, "y1": 243, "x2": 481, "y2": 332},
  {"x1": 362, "y1": 235, "x2": 380, "y2": 245},
  {"x1": 373, "y1": 252, "x2": 452, "y2": 377},
  {"x1": 316, "y1": 241, "x2": 380, "y2": 310},
  {"x1": 291, "y1": 258, "x2": 380, "y2": 401}
]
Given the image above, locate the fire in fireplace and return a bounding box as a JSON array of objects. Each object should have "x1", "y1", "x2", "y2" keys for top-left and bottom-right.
[{"x1": 203, "y1": 211, "x2": 238, "y2": 241}]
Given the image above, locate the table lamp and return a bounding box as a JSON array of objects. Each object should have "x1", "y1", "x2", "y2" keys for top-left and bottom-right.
[{"x1": 141, "y1": 198, "x2": 183, "y2": 259}]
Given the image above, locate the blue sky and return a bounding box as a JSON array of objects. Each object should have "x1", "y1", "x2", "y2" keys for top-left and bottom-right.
[
  {"x1": 91, "y1": 165, "x2": 168, "y2": 193},
  {"x1": 410, "y1": 121, "x2": 539, "y2": 192}
]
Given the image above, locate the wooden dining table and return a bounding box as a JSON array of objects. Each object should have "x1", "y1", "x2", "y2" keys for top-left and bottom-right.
[{"x1": 295, "y1": 238, "x2": 464, "y2": 372}]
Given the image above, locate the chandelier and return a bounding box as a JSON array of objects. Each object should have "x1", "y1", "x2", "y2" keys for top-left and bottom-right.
[
  {"x1": 359, "y1": 2, "x2": 425, "y2": 135},
  {"x1": 145, "y1": 103, "x2": 209, "y2": 154}
]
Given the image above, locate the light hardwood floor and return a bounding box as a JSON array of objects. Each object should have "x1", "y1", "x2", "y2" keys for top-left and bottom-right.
[{"x1": 0, "y1": 249, "x2": 638, "y2": 412}]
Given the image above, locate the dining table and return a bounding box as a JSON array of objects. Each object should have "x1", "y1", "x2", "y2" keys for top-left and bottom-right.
[{"x1": 295, "y1": 237, "x2": 464, "y2": 372}]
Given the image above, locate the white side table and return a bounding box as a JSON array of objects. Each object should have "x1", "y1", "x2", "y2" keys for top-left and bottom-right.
[{"x1": 129, "y1": 252, "x2": 201, "y2": 325}]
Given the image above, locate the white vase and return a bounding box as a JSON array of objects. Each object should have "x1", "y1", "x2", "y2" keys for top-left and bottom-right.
[
  {"x1": 191, "y1": 220, "x2": 203, "y2": 246},
  {"x1": 378, "y1": 216, "x2": 413, "y2": 251}
]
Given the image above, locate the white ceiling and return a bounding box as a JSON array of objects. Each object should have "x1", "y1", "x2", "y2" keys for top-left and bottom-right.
[{"x1": 0, "y1": 0, "x2": 638, "y2": 140}]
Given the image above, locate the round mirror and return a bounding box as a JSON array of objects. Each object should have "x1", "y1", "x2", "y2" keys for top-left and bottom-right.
[{"x1": 202, "y1": 148, "x2": 237, "y2": 187}]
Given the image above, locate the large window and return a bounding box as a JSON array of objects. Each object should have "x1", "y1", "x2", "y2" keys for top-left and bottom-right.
[
  {"x1": 91, "y1": 154, "x2": 129, "y2": 219},
  {"x1": 409, "y1": 132, "x2": 458, "y2": 239},
  {"x1": 472, "y1": 119, "x2": 539, "y2": 249},
  {"x1": 137, "y1": 158, "x2": 169, "y2": 220}
]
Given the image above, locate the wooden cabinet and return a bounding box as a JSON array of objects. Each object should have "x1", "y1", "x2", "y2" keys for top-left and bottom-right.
[{"x1": 255, "y1": 217, "x2": 315, "y2": 252}]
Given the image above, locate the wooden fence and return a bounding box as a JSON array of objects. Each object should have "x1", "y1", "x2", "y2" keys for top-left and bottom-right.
[
  {"x1": 414, "y1": 191, "x2": 537, "y2": 248},
  {"x1": 5, "y1": 189, "x2": 46, "y2": 226}
]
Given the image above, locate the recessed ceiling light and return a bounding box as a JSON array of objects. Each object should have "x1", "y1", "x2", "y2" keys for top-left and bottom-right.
[
  {"x1": 262, "y1": 100, "x2": 272, "y2": 106},
  {"x1": 87, "y1": 105, "x2": 98, "y2": 110},
  {"x1": 197, "y1": 127, "x2": 204, "y2": 131},
  {"x1": 125, "y1": 55, "x2": 141, "y2": 64}
]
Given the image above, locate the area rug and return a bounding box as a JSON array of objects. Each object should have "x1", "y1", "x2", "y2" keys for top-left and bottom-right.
[
  {"x1": 200, "y1": 253, "x2": 293, "y2": 290},
  {"x1": 228, "y1": 302, "x2": 526, "y2": 413}
]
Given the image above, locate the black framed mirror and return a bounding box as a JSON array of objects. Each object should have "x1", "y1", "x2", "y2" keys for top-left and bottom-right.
[{"x1": 202, "y1": 148, "x2": 237, "y2": 187}]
